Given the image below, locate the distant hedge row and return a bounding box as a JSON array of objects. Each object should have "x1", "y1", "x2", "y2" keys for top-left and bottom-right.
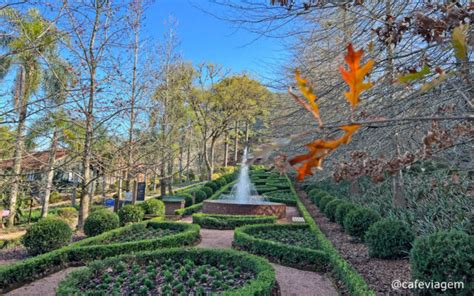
[{"x1": 192, "y1": 213, "x2": 277, "y2": 230}]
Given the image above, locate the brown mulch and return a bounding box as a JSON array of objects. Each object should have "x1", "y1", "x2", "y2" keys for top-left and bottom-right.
[{"x1": 298, "y1": 190, "x2": 412, "y2": 296}]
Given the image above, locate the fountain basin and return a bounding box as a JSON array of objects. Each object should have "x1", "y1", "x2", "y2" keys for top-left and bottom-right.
[{"x1": 202, "y1": 199, "x2": 286, "y2": 219}]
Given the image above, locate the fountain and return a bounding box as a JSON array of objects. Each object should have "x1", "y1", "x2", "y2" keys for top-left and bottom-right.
[{"x1": 202, "y1": 148, "x2": 286, "y2": 218}]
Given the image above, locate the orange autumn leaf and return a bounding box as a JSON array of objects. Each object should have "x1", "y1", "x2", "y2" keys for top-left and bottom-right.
[
  {"x1": 339, "y1": 44, "x2": 374, "y2": 110},
  {"x1": 291, "y1": 124, "x2": 361, "y2": 180},
  {"x1": 290, "y1": 70, "x2": 323, "y2": 126}
]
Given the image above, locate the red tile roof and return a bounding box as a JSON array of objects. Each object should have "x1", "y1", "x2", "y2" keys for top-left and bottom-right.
[{"x1": 0, "y1": 150, "x2": 68, "y2": 170}]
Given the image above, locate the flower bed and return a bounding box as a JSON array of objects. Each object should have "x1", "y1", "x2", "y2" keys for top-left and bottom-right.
[
  {"x1": 234, "y1": 224, "x2": 329, "y2": 271},
  {"x1": 192, "y1": 213, "x2": 277, "y2": 230},
  {"x1": 0, "y1": 221, "x2": 200, "y2": 292},
  {"x1": 57, "y1": 248, "x2": 276, "y2": 296}
]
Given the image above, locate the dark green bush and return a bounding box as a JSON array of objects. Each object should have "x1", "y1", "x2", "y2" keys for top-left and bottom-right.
[
  {"x1": 254, "y1": 185, "x2": 278, "y2": 194},
  {"x1": 193, "y1": 214, "x2": 277, "y2": 230},
  {"x1": 335, "y1": 203, "x2": 358, "y2": 226},
  {"x1": 118, "y1": 205, "x2": 144, "y2": 226},
  {"x1": 205, "y1": 181, "x2": 219, "y2": 192},
  {"x1": 191, "y1": 190, "x2": 207, "y2": 203},
  {"x1": 323, "y1": 199, "x2": 345, "y2": 222},
  {"x1": 215, "y1": 177, "x2": 227, "y2": 187},
  {"x1": 410, "y1": 230, "x2": 474, "y2": 295},
  {"x1": 22, "y1": 217, "x2": 72, "y2": 255},
  {"x1": 343, "y1": 208, "x2": 380, "y2": 239},
  {"x1": 200, "y1": 186, "x2": 213, "y2": 198},
  {"x1": 365, "y1": 219, "x2": 414, "y2": 259},
  {"x1": 139, "y1": 199, "x2": 165, "y2": 216},
  {"x1": 308, "y1": 189, "x2": 327, "y2": 205},
  {"x1": 84, "y1": 210, "x2": 120, "y2": 237},
  {"x1": 319, "y1": 195, "x2": 335, "y2": 211},
  {"x1": 176, "y1": 193, "x2": 194, "y2": 207}
]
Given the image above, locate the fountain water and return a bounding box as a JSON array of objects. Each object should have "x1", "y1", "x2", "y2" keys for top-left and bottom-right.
[{"x1": 202, "y1": 147, "x2": 286, "y2": 218}]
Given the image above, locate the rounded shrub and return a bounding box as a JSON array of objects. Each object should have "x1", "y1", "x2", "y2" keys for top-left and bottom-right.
[
  {"x1": 215, "y1": 177, "x2": 227, "y2": 187},
  {"x1": 305, "y1": 184, "x2": 319, "y2": 193},
  {"x1": 365, "y1": 218, "x2": 414, "y2": 259},
  {"x1": 84, "y1": 210, "x2": 120, "y2": 237},
  {"x1": 177, "y1": 193, "x2": 194, "y2": 207},
  {"x1": 192, "y1": 190, "x2": 207, "y2": 203},
  {"x1": 319, "y1": 195, "x2": 335, "y2": 211},
  {"x1": 343, "y1": 208, "x2": 380, "y2": 239},
  {"x1": 335, "y1": 202, "x2": 358, "y2": 226},
  {"x1": 205, "y1": 181, "x2": 219, "y2": 192},
  {"x1": 200, "y1": 186, "x2": 213, "y2": 198},
  {"x1": 118, "y1": 205, "x2": 144, "y2": 226},
  {"x1": 139, "y1": 199, "x2": 165, "y2": 216},
  {"x1": 22, "y1": 217, "x2": 72, "y2": 255},
  {"x1": 308, "y1": 189, "x2": 326, "y2": 205},
  {"x1": 410, "y1": 230, "x2": 473, "y2": 295},
  {"x1": 323, "y1": 199, "x2": 344, "y2": 222}
]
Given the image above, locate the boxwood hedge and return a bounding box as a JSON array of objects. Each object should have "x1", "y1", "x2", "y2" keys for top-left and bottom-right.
[
  {"x1": 234, "y1": 224, "x2": 329, "y2": 272},
  {"x1": 0, "y1": 221, "x2": 200, "y2": 292},
  {"x1": 192, "y1": 214, "x2": 277, "y2": 230},
  {"x1": 57, "y1": 248, "x2": 276, "y2": 296}
]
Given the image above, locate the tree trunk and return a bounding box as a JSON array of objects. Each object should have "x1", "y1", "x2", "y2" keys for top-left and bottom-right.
[
  {"x1": 233, "y1": 121, "x2": 239, "y2": 163},
  {"x1": 167, "y1": 159, "x2": 173, "y2": 194},
  {"x1": 41, "y1": 127, "x2": 59, "y2": 218},
  {"x1": 114, "y1": 177, "x2": 122, "y2": 212},
  {"x1": 223, "y1": 132, "x2": 229, "y2": 167},
  {"x1": 131, "y1": 179, "x2": 137, "y2": 204},
  {"x1": 203, "y1": 138, "x2": 212, "y2": 180},
  {"x1": 244, "y1": 120, "x2": 249, "y2": 146},
  {"x1": 8, "y1": 66, "x2": 27, "y2": 227},
  {"x1": 160, "y1": 159, "x2": 166, "y2": 197},
  {"x1": 209, "y1": 136, "x2": 217, "y2": 179},
  {"x1": 186, "y1": 144, "x2": 191, "y2": 181},
  {"x1": 178, "y1": 144, "x2": 183, "y2": 182}
]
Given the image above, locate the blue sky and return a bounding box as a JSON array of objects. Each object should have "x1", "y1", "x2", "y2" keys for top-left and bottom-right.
[{"x1": 144, "y1": 0, "x2": 291, "y2": 87}]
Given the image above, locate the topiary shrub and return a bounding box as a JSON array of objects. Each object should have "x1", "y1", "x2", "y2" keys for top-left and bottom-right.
[
  {"x1": 205, "y1": 181, "x2": 219, "y2": 192},
  {"x1": 22, "y1": 217, "x2": 72, "y2": 255},
  {"x1": 84, "y1": 210, "x2": 120, "y2": 237},
  {"x1": 410, "y1": 230, "x2": 474, "y2": 295},
  {"x1": 343, "y1": 208, "x2": 380, "y2": 239},
  {"x1": 335, "y1": 203, "x2": 358, "y2": 226},
  {"x1": 118, "y1": 205, "x2": 144, "y2": 226},
  {"x1": 319, "y1": 195, "x2": 335, "y2": 211},
  {"x1": 308, "y1": 189, "x2": 327, "y2": 206},
  {"x1": 365, "y1": 219, "x2": 414, "y2": 259},
  {"x1": 323, "y1": 199, "x2": 345, "y2": 222},
  {"x1": 56, "y1": 207, "x2": 78, "y2": 222},
  {"x1": 139, "y1": 199, "x2": 165, "y2": 216},
  {"x1": 201, "y1": 186, "x2": 213, "y2": 198},
  {"x1": 215, "y1": 177, "x2": 227, "y2": 187},
  {"x1": 192, "y1": 190, "x2": 207, "y2": 203},
  {"x1": 176, "y1": 193, "x2": 194, "y2": 207}
]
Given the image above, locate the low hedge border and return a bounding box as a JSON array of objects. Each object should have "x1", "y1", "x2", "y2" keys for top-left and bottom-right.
[
  {"x1": 286, "y1": 176, "x2": 376, "y2": 296},
  {"x1": 174, "y1": 180, "x2": 237, "y2": 216},
  {"x1": 234, "y1": 224, "x2": 329, "y2": 272},
  {"x1": 192, "y1": 213, "x2": 277, "y2": 230},
  {"x1": 0, "y1": 221, "x2": 200, "y2": 292},
  {"x1": 57, "y1": 248, "x2": 276, "y2": 296}
]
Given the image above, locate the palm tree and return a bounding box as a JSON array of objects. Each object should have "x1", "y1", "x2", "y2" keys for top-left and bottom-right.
[{"x1": 0, "y1": 8, "x2": 60, "y2": 226}]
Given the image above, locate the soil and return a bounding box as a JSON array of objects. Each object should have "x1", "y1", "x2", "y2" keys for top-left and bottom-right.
[{"x1": 298, "y1": 190, "x2": 412, "y2": 296}]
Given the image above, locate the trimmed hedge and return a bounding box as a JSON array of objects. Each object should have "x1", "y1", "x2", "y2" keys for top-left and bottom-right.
[
  {"x1": 343, "y1": 208, "x2": 380, "y2": 240},
  {"x1": 118, "y1": 205, "x2": 144, "y2": 226},
  {"x1": 254, "y1": 185, "x2": 278, "y2": 194},
  {"x1": 365, "y1": 219, "x2": 414, "y2": 259},
  {"x1": 205, "y1": 181, "x2": 219, "y2": 192},
  {"x1": 175, "y1": 192, "x2": 194, "y2": 207},
  {"x1": 193, "y1": 214, "x2": 277, "y2": 230},
  {"x1": 0, "y1": 221, "x2": 200, "y2": 292},
  {"x1": 335, "y1": 202, "x2": 359, "y2": 226},
  {"x1": 138, "y1": 199, "x2": 165, "y2": 216},
  {"x1": 175, "y1": 181, "x2": 237, "y2": 216},
  {"x1": 234, "y1": 224, "x2": 329, "y2": 272},
  {"x1": 324, "y1": 199, "x2": 345, "y2": 222},
  {"x1": 84, "y1": 210, "x2": 120, "y2": 237},
  {"x1": 22, "y1": 218, "x2": 72, "y2": 256},
  {"x1": 319, "y1": 195, "x2": 335, "y2": 211},
  {"x1": 57, "y1": 248, "x2": 276, "y2": 296},
  {"x1": 410, "y1": 230, "x2": 473, "y2": 295},
  {"x1": 191, "y1": 189, "x2": 207, "y2": 203},
  {"x1": 200, "y1": 186, "x2": 213, "y2": 198},
  {"x1": 263, "y1": 191, "x2": 296, "y2": 205},
  {"x1": 286, "y1": 176, "x2": 375, "y2": 296}
]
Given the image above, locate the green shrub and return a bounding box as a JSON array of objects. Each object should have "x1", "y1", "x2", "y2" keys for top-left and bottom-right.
[
  {"x1": 410, "y1": 230, "x2": 473, "y2": 295},
  {"x1": 324, "y1": 199, "x2": 344, "y2": 222},
  {"x1": 84, "y1": 210, "x2": 120, "y2": 237},
  {"x1": 139, "y1": 199, "x2": 165, "y2": 216},
  {"x1": 215, "y1": 177, "x2": 227, "y2": 187},
  {"x1": 193, "y1": 214, "x2": 277, "y2": 230},
  {"x1": 176, "y1": 193, "x2": 193, "y2": 207},
  {"x1": 200, "y1": 186, "x2": 213, "y2": 198},
  {"x1": 49, "y1": 191, "x2": 63, "y2": 203},
  {"x1": 365, "y1": 219, "x2": 414, "y2": 259},
  {"x1": 118, "y1": 205, "x2": 144, "y2": 226},
  {"x1": 319, "y1": 195, "x2": 335, "y2": 211},
  {"x1": 205, "y1": 181, "x2": 219, "y2": 192},
  {"x1": 308, "y1": 189, "x2": 327, "y2": 205},
  {"x1": 22, "y1": 217, "x2": 72, "y2": 255},
  {"x1": 89, "y1": 205, "x2": 107, "y2": 213},
  {"x1": 56, "y1": 207, "x2": 78, "y2": 222},
  {"x1": 191, "y1": 190, "x2": 207, "y2": 203},
  {"x1": 254, "y1": 185, "x2": 278, "y2": 194},
  {"x1": 343, "y1": 208, "x2": 380, "y2": 239},
  {"x1": 234, "y1": 224, "x2": 329, "y2": 271},
  {"x1": 335, "y1": 203, "x2": 358, "y2": 226}
]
